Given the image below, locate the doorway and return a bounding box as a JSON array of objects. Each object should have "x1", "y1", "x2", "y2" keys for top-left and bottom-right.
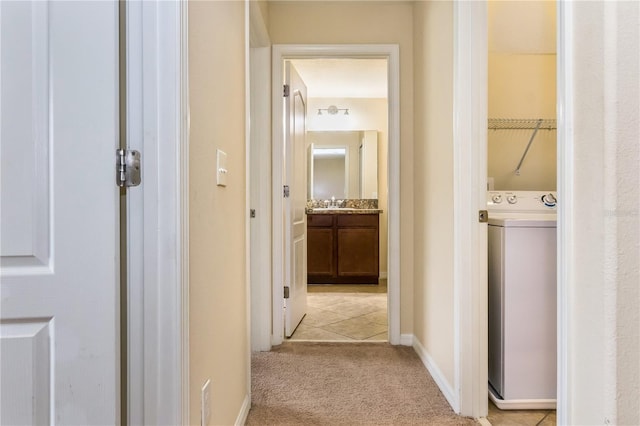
[
  {"x1": 266, "y1": 44, "x2": 401, "y2": 347},
  {"x1": 485, "y1": 1, "x2": 558, "y2": 421},
  {"x1": 287, "y1": 58, "x2": 389, "y2": 341}
]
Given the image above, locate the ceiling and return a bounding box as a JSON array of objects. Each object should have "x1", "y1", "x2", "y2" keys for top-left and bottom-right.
[{"x1": 290, "y1": 58, "x2": 388, "y2": 99}]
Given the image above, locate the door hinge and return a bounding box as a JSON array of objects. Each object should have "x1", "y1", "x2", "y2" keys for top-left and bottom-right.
[
  {"x1": 250, "y1": 209, "x2": 256, "y2": 218},
  {"x1": 116, "y1": 149, "x2": 141, "y2": 187},
  {"x1": 283, "y1": 185, "x2": 290, "y2": 198},
  {"x1": 479, "y1": 209, "x2": 488, "y2": 223},
  {"x1": 284, "y1": 286, "x2": 290, "y2": 299},
  {"x1": 283, "y1": 84, "x2": 290, "y2": 97}
]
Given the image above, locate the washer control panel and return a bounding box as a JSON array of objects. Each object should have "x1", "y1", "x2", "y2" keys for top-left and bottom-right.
[{"x1": 487, "y1": 191, "x2": 558, "y2": 211}]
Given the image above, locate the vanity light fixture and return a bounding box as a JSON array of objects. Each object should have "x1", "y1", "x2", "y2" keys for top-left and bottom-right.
[{"x1": 317, "y1": 105, "x2": 349, "y2": 115}]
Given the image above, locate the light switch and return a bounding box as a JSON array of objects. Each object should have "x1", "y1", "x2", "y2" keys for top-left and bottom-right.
[{"x1": 216, "y1": 149, "x2": 228, "y2": 187}]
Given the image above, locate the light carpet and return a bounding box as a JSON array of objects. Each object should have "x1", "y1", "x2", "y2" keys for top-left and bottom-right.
[{"x1": 246, "y1": 342, "x2": 478, "y2": 425}]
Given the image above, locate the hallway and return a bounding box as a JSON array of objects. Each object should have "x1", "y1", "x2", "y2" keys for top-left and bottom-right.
[{"x1": 247, "y1": 342, "x2": 477, "y2": 425}]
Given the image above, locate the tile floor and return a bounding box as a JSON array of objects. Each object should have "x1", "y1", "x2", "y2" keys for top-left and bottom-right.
[
  {"x1": 288, "y1": 286, "x2": 388, "y2": 341},
  {"x1": 486, "y1": 399, "x2": 556, "y2": 425}
]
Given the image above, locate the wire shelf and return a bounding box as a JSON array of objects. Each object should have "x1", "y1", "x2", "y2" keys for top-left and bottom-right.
[{"x1": 488, "y1": 118, "x2": 556, "y2": 130}]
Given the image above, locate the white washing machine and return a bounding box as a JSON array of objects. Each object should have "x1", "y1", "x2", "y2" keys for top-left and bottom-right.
[{"x1": 487, "y1": 191, "x2": 557, "y2": 410}]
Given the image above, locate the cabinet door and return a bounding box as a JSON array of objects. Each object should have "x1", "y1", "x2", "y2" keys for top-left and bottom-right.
[
  {"x1": 337, "y1": 228, "x2": 379, "y2": 276},
  {"x1": 307, "y1": 228, "x2": 335, "y2": 277}
]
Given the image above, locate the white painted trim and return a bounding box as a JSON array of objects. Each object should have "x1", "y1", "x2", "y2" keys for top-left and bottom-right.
[
  {"x1": 243, "y1": 0, "x2": 252, "y2": 406},
  {"x1": 556, "y1": 1, "x2": 572, "y2": 424},
  {"x1": 271, "y1": 46, "x2": 285, "y2": 345},
  {"x1": 249, "y1": 46, "x2": 273, "y2": 352},
  {"x1": 125, "y1": 1, "x2": 188, "y2": 424},
  {"x1": 412, "y1": 336, "x2": 457, "y2": 411},
  {"x1": 247, "y1": 1, "x2": 273, "y2": 353},
  {"x1": 399, "y1": 333, "x2": 413, "y2": 346},
  {"x1": 270, "y1": 44, "x2": 401, "y2": 346},
  {"x1": 476, "y1": 417, "x2": 492, "y2": 426},
  {"x1": 124, "y1": 3, "x2": 145, "y2": 423},
  {"x1": 234, "y1": 394, "x2": 251, "y2": 426},
  {"x1": 178, "y1": 1, "x2": 190, "y2": 424},
  {"x1": 453, "y1": 1, "x2": 488, "y2": 418}
]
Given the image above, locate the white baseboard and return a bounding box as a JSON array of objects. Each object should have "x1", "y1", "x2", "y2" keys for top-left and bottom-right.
[
  {"x1": 412, "y1": 336, "x2": 459, "y2": 412},
  {"x1": 400, "y1": 333, "x2": 413, "y2": 346},
  {"x1": 234, "y1": 393, "x2": 251, "y2": 426}
]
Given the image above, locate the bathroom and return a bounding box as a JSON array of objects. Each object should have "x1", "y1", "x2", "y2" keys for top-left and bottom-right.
[{"x1": 287, "y1": 58, "x2": 390, "y2": 341}]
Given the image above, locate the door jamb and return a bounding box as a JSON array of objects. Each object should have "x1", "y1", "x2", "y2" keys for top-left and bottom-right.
[
  {"x1": 125, "y1": 1, "x2": 189, "y2": 423},
  {"x1": 453, "y1": 1, "x2": 488, "y2": 417},
  {"x1": 270, "y1": 44, "x2": 401, "y2": 345}
]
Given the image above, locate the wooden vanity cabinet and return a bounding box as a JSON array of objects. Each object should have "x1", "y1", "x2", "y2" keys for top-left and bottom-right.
[
  {"x1": 306, "y1": 214, "x2": 335, "y2": 279},
  {"x1": 307, "y1": 213, "x2": 379, "y2": 284}
]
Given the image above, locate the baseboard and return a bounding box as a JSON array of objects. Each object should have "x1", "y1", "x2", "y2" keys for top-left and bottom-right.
[
  {"x1": 234, "y1": 393, "x2": 251, "y2": 426},
  {"x1": 412, "y1": 336, "x2": 459, "y2": 412},
  {"x1": 400, "y1": 333, "x2": 413, "y2": 346}
]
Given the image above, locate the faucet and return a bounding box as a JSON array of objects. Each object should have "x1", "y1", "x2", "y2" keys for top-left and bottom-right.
[{"x1": 331, "y1": 196, "x2": 335, "y2": 207}]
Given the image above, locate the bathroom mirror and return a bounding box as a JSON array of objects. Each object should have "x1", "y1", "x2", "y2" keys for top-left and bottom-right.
[{"x1": 307, "y1": 130, "x2": 378, "y2": 200}]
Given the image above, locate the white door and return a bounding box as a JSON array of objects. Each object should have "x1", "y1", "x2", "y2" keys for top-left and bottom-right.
[
  {"x1": 283, "y1": 62, "x2": 308, "y2": 337},
  {"x1": 1, "y1": 1, "x2": 120, "y2": 424}
]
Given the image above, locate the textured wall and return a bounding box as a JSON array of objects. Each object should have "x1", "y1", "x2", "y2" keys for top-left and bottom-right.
[{"x1": 561, "y1": 1, "x2": 640, "y2": 424}]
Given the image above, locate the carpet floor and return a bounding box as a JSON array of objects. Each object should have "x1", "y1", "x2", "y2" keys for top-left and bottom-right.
[{"x1": 246, "y1": 342, "x2": 478, "y2": 426}]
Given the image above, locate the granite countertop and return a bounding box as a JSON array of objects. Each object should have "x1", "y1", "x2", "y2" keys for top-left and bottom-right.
[{"x1": 306, "y1": 208, "x2": 382, "y2": 215}]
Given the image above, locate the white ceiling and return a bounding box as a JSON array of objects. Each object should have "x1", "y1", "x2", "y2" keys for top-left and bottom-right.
[{"x1": 290, "y1": 58, "x2": 388, "y2": 99}]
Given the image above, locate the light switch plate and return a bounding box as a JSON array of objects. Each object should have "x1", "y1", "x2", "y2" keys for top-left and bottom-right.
[{"x1": 216, "y1": 149, "x2": 228, "y2": 187}]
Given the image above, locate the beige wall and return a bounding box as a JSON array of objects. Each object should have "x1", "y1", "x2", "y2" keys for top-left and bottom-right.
[
  {"x1": 269, "y1": 1, "x2": 414, "y2": 332},
  {"x1": 488, "y1": 54, "x2": 557, "y2": 190},
  {"x1": 188, "y1": 1, "x2": 248, "y2": 424},
  {"x1": 412, "y1": 0, "x2": 455, "y2": 386},
  {"x1": 488, "y1": 1, "x2": 557, "y2": 190}
]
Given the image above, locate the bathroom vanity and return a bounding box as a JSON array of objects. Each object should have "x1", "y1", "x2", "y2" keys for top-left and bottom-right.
[{"x1": 307, "y1": 209, "x2": 380, "y2": 284}]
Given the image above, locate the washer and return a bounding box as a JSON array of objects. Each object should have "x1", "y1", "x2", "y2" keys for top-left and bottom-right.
[{"x1": 487, "y1": 191, "x2": 557, "y2": 410}]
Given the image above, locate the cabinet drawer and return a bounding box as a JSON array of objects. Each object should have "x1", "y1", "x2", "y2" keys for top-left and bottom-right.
[
  {"x1": 337, "y1": 214, "x2": 378, "y2": 228},
  {"x1": 307, "y1": 214, "x2": 334, "y2": 227}
]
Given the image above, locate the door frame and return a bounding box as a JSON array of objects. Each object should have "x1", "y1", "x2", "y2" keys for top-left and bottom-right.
[
  {"x1": 125, "y1": 1, "x2": 189, "y2": 424},
  {"x1": 270, "y1": 44, "x2": 401, "y2": 345},
  {"x1": 453, "y1": 2, "x2": 489, "y2": 417},
  {"x1": 458, "y1": 0, "x2": 570, "y2": 419}
]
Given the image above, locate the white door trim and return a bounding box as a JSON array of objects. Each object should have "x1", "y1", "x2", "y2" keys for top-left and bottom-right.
[
  {"x1": 453, "y1": 2, "x2": 489, "y2": 417},
  {"x1": 248, "y1": 0, "x2": 272, "y2": 353},
  {"x1": 556, "y1": 1, "x2": 572, "y2": 423},
  {"x1": 125, "y1": 0, "x2": 189, "y2": 424},
  {"x1": 270, "y1": 44, "x2": 400, "y2": 345},
  {"x1": 458, "y1": 0, "x2": 570, "y2": 419}
]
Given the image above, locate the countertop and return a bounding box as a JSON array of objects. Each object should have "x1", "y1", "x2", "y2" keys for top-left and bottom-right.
[{"x1": 306, "y1": 208, "x2": 382, "y2": 215}]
